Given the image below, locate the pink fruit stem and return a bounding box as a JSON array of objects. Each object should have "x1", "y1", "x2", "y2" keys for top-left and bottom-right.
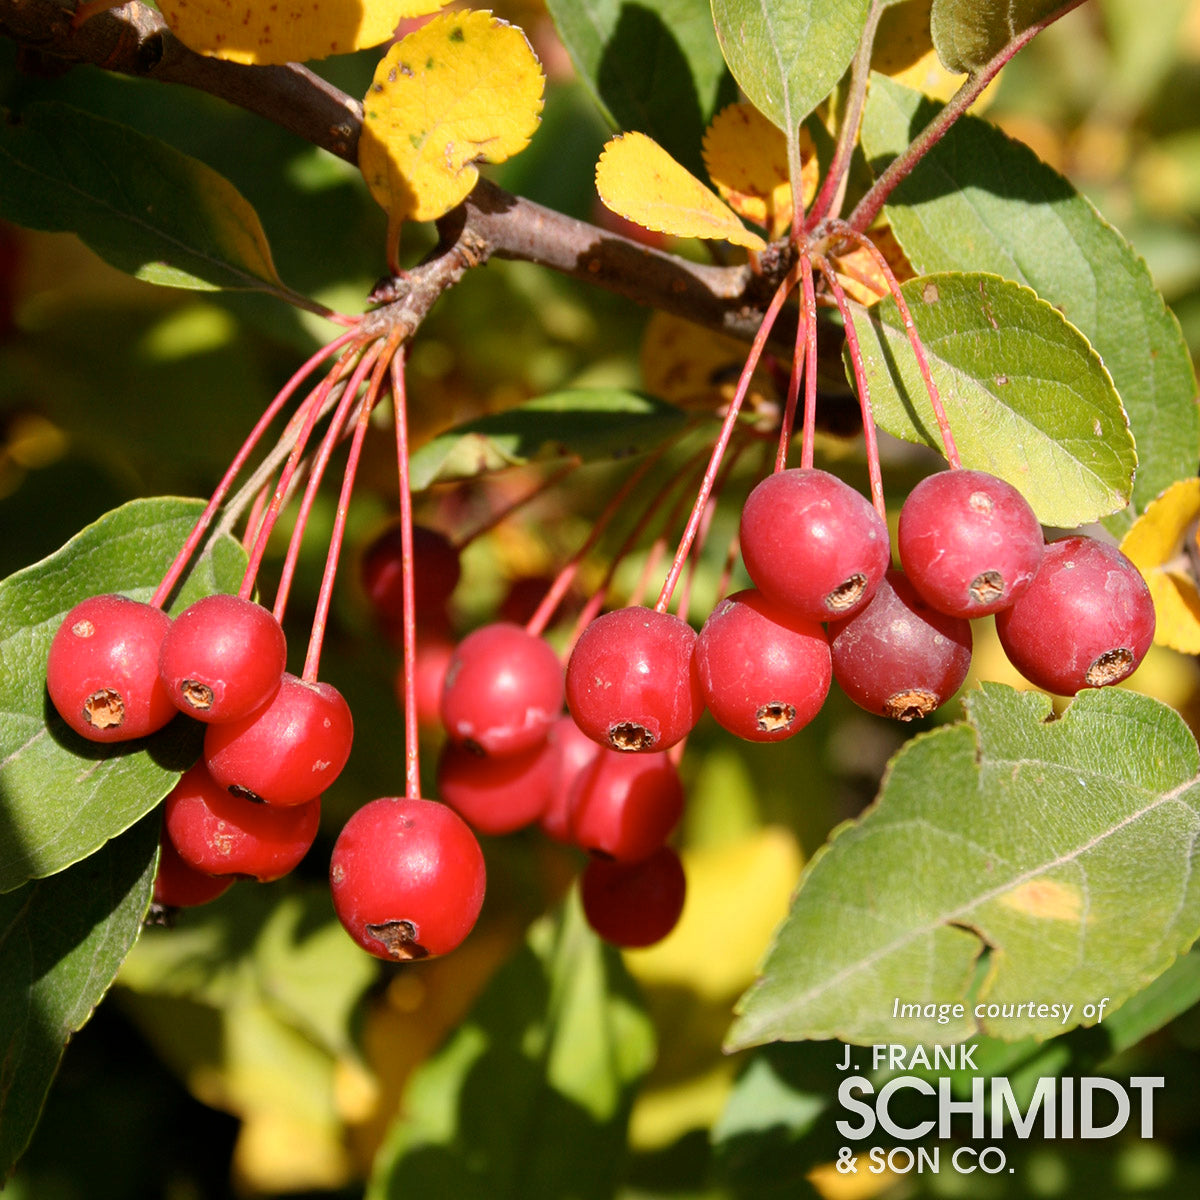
[
  {"x1": 825, "y1": 219, "x2": 961, "y2": 468},
  {"x1": 676, "y1": 441, "x2": 745, "y2": 621},
  {"x1": 798, "y1": 252, "x2": 819, "y2": 470},
  {"x1": 272, "y1": 351, "x2": 386, "y2": 624},
  {"x1": 303, "y1": 332, "x2": 403, "y2": 684},
  {"x1": 525, "y1": 445, "x2": 669, "y2": 639},
  {"x1": 775, "y1": 248, "x2": 818, "y2": 472},
  {"x1": 150, "y1": 328, "x2": 362, "y2": 609},
  {"x1": 815, "y1": 258, "x2": 886, "y2": 519},
  {"x1": 454, "y1": 460, "x2": 579, "y2": 550},
  {"x1": 388, "y1": 347, "x2": 423, "y2": 802},
  {"x1": 240, "y1": 344, "x2": 372, "y2": 601},
  {"x1": 654, "y1": 268, "x2": 799, "y2": 613},
  {"x1": 241, "y1": 484, "x2": 272, "y2": 553}
]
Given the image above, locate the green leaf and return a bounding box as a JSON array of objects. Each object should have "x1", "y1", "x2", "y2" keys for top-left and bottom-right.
[
  {"x1": 930, "y1": 0, "x2": 1075, "y2": 74},
  {"x1": 0, "y1": 102, "x2": 301, "y2": 301},
  {"x1": 544, "y1": 0, "x2": 736, "y2": 177},
  {"x1": 0, "y1": 811, "x2": 158, "y2": 1179},
  {"x1": 408, "y1": 388, "x2": 688, "y2": 489},
  {"x1": 728, "y1": 683, "x2": 1200, "y2": 1049},
  {"x1": 860, "y1": 75, "x2": 1199, "y2": 531},
  {"x1": 367, "y1": 897, "x2": 655, "y2": 1200},
  {"x1": 846, "y1": 272, "x2": 1136, "y2": 526},
  {"x1": 0, "y1": 499, "x2": 246, "y2": 894},
  {"x1": 710, "y1": 0, "x2": 871, "y2": 138}
]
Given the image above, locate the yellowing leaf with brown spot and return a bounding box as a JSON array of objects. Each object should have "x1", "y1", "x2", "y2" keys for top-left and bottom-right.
[
  {"x1": 1121, "y1": 476, "x2": 1200, "y2": 654},
  {"x1": 596, "y1": 133, "x2": 766, "y2": 252},
  {"x1": 157, "y1": 0, "x2": 448, "y2": 67},
  {"x1": 998, "y1": 878, "x2": 1086, "y2": 923},
  {"x1": 359, "y1": 10, "x2": 545, "y2": 260},
  {"x1": 702, "y1": 103, "x2": 814, "y2": 240}
]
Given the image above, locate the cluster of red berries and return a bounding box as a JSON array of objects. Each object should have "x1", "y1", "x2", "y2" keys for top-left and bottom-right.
[{"x1": 45, "y1": 591, "x2": 352, "y2": 908}]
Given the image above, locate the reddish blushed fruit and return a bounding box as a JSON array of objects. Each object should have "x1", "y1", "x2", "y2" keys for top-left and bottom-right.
[
  {"x1": 436, "y1": 738, "x2": 555, "y2": 835},
  {"x1": 566, "y1": 607, "x2": 704, "y2": 753},
  {"x1": 569, "y1": 748, "x2": 684, "y2": 862},
  {"x1": 361, "y1": 522, "x2": 461, "y2": 638},
  {"x1": 693, "y1": 589, "x2": 831, "y2": 742},
  {"x1": 203, "y1": 673, "x2": 354, "y2": 806},
  {"x1": 898, "y1": 469, "x2": 1044, "y2": 618},
  {"x1": 580, "y1": 845, "x2": 687, "y2": 948},
  {"x1": 397, "y1": 637, "x2": 456, "y2": 729},
  {"x1": 995, "y1": 536, "x2": 1155, "y2": 695},
  {"x1": 539, "y1": 715, "x2": 601, "y2": 843},
  {"x1": 829, "y1": 570, "x2": 972, "y2": 721},
  {"x1": 163, "y1": 764, "x2": 320, "y2": 881},
  {"x1": 739, "y1": 468, "x2": 890, "y2": 621},
  {"x1": 152, "y1": 830, "x2": 235, "y2": 909},
  {"x1": 330, "y1": 796, "x2": 486, "y2": 961},
  {"x1": 159, "y1": 594, "x2": 286, "y2": 723},
  {"x1": 440, "y1": 622, "x2": 564, "y2": 756},
  {"x1": 45, "y1": 594, "x2": 175, "y2": 742}
]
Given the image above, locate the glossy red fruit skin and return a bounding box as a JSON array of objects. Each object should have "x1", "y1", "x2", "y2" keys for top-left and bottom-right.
[
  {"x1": 898, "y1": 469, "x2": 1044, "y2": 618},
  {"x1": 436, "y1": 738, "x2": 555, "y2": 835},
  {"x1": 580, "y1": 845, "x2": 686, "y2": 948},
  {"x1": 693, "y1": 589, "x2": 831, "y2": 742},
  {"x1": 829, "y1": 570, "x2": 972, "y2": 721},
  {"x1": 739, "y1": 468, "x2": 890, "y2": 621},
  {"x1": 361, "y1": 523, "x2": 461, "y2": 638},
  {"x1": 565, "y1": 607, "x2": 704, "y2": 753},
  {"x1": 440, "y1": 622, "x2": 564, "y2": 756},
  {"x1": 45, "y1": 594, "x2": 175, "y2": 742},
  {"x1": 539, "y1": 716, "x2": 601, "y2": 843},
  {"x1": 163, "y1": 764, "x2": 320, "y2": 881},
  {"x1": 203, "y1": 673, "x2": 354, "y2": 806},
  {"x1": 396, "y1": 637, "x2": 456, "y2": 729},
  {"x1": 159, "y1": 594, "x2": 286, "y2": 723},
  {"x1": 152, "y1": 830, "x2": 235, "y2": 909},
  {"x1": 329, "y1": 796, "x2": 486, "y2": 961},
  {"x1": 995, "y1": 536, "x2": 1155, "y2": 695},
  {"x1": 569, "y1": 749, "x2": 684, "y2": 862}
]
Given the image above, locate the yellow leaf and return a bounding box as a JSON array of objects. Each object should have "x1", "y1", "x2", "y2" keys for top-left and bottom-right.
[
  {"x1": 829, "y1": 225, "x2": 914, "y2": 306},
  {"x1": 1120, "y1": 476, "x2": 1200, "y2": 654},
  {"x1": 596, "y1": 133, "x2": 767, "y2": 252},
  {"x1": 702, "y1": 102, "x2": 816, "y2": 239},
  {"x1": 157, "y1": 0, "x2": 447, "y2": 67},
  {"x1": 359, "y1": 10, "x2": 545, "y2": 258}
]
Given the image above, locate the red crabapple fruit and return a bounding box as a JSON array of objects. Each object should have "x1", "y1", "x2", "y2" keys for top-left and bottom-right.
[
  {"x1": 739, "y1": 468, "x2": 890, "y2": 621},
  {"x1": 440, "y1": 622, "x2": 564, "y2": 756},
  {"x1": 539, "y1": 715, "x2": 602, "y2": 843},
  {"x1": 163, "y1": 764, "x2": 320, "y2": 881},
  {"x1": 829, "y1": 570, "x2": 972, "y2": 721},
  {"x1": 152, "y1": 829, "x2": 235, "y2": 910},
  {"x1": 898, "y1": 469, "x2": 1043, "y2": 617},
  {"x1": 568, "y1": 748, "x2": 684, "y2": 862},
  {"x1": 203, "y1": 673, "x2": 353, "y2": 806},
  {"x1": 580, "y1": 845, "x2": 686, "y2": 948},
  {"x1": 46, "y1": 594, "x2": 175, "y2": 742},
  {"x1": 436, "y1": 738, "x2": 555, "y2": 835},
  {"x1": 566, "y1": 607, "x2": 703, "y2": 753},
  {"x1": 995, "y1": 535, "x2": 1155, "y2": 695},
  {"x1": 693, "y1": 589, "x2": 831, "y2": 741},
  {"x1": 159, "y1": 593, "x2": 286, "y2": 723},
  {"x1": 361, "y1": 522, "x2": 461, "y2": 638},
  {"x1": 329, "y1": 796, "x2": 486, "y2": 961}
]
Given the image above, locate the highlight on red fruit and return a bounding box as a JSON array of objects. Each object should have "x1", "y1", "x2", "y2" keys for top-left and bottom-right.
[
  {"x1": 569, "y1": 748, "x2": 685, "y2": 863},
  {"x1": 898, "y1": 469, "x2": 1044, "y2": 618},
  {"x1": 440, "y1": 622, "x2": 564, "y2": 756},
  {"x1": 739, "y1": 468, "x2": 890, "y2": 622},
  {"x1": 829, "y1": 569, "x2": 972, "y2": 721},
  {"x1": 203, "y1": 673, "x2": 354, "y2": 806},
  {"x1": 45, "y1": 593, "x2": 175, "y2": 742},
  {"x1": 693, "y1": 589, "x2": 831, "y2": 742},
  {"x1": 566, "y1": 606, "x2": 704, "y2": 753},
  {"x1": 159, "y1": 593, "x2": 287, "y2": 723},
  {"x1": 580, "y1": 844, "x2": 686, "y2": 948},
  {"x1": 330, "y1": 796, "x2": 486, "y2": 961},
  {"x1": 995, "y1": 535, "x2": 1155, "y2": 695},
  {"x1": 163, "y1": 764, "x2": 320, "y2": 881}
]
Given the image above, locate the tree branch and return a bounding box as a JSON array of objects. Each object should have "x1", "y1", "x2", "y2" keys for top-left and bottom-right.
[{"x1": 0, "y1": 0, "x2": 786, "y2": 345}]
